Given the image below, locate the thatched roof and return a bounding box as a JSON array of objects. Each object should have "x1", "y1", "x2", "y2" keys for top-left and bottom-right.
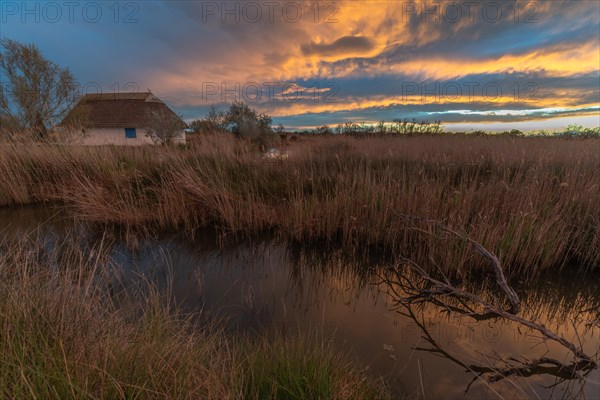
[{"x1": 61, "y1": 91, "x2": 187, "y2": 129}]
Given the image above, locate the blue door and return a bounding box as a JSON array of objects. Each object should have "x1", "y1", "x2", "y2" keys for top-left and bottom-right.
[{"x1": 125, "y1": 128, "x2": 137, "y2": 139}]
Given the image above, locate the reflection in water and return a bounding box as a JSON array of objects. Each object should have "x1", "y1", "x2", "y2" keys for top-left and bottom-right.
[
  {"x1": 1, "y1": 206, "x2": 599, "y2": 399},
  {"x1": 382, "y1": 268, "x2": 600, "y2": 397}
]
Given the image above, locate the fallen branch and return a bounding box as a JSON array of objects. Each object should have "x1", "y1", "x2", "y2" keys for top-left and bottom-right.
[
  {"x1": 395, "y1": 305, "x2": 596, "y2": 394},
  {"x1": 382, "y1": 214, "x2": 597, "y2": 380},
  {"x1": 396, "y1": 213, "x2": 520, "y2": 313},
  {"x1": 393, "y1": 253, "x2": 594, "y2": 364}
]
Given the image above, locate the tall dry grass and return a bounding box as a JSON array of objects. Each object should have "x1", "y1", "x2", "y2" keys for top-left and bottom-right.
[
  {"x1": 0, "y1": 133, "x2": 598, "y2": 278},
  {"x1": 0, "y1": 233, "x2": 388, "y2": 399}
]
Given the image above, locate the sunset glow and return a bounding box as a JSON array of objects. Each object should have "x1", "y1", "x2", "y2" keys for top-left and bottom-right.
[{"x1": 3, "y1": 0, "x2": 599, "y2": 130}]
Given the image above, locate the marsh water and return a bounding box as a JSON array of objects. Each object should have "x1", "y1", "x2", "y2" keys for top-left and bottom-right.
[{"x1": 1, "y1": 206, "x2": 599, "y2": 400}]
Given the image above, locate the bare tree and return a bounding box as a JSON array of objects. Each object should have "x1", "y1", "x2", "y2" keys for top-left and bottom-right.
[
  {"x1": 188, "y1": 104, "x2": 226, "y2": 133},
  {"x1": 222, "y1": 101, "x2": 272, "y2": 139},
  {"x1": 189, "y1": 102, "x2": 273, "y2": 139},
  {"x1": 145, "y1": 107, "x2": 186, "y2": 145},
  {"x1": 0, "y1": 38, "x2": 79, "y2": 137}
]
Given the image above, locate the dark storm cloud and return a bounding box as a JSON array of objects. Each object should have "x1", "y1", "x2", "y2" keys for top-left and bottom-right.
[{"x1": 301, "y1": 36, "x2": 375, "y2": 57}]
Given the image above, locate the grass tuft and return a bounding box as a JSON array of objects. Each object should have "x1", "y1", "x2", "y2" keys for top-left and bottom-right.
[{"x1": 0, "y1": 233, "x2": 388, "y2": 399}]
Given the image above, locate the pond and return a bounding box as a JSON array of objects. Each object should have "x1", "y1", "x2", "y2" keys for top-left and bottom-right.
[{"x1": 1, "y1": 206, "x2": 599, "y2": 399}]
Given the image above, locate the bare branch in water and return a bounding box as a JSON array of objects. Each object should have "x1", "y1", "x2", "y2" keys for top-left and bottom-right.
[{"x1": 379, "y1": 215, "x2": 598, "y2": 390}]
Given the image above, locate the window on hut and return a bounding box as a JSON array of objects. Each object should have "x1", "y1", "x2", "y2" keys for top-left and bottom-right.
[{"x1": 125, "y1": 128, "x2": 137, "y2": 139}]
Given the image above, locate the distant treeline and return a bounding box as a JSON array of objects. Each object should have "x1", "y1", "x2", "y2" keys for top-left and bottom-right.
[
  {"x1": 187, "y1": 103, "x2": 599, "y2": 139},
  {"x1": 292, "y1": 122, "x2": 600, "y2": 138},
  {"x1": 307, "y1": 119, "x2": 444, "y2": 136}
]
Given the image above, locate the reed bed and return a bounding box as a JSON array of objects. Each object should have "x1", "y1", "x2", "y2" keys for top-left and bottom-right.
[
  {"x1": 0, "y1": 233, "x2": 388, "y2": 399},
  {"x1": 0, "y1": 133, "x2": 598, "y2": 278}
]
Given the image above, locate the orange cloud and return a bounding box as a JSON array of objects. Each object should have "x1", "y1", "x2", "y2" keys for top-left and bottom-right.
[{"x1": 143, "y1": 0, "x2": 599, "y2": 126}]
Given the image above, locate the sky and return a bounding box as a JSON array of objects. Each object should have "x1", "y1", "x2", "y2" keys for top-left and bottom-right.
[{"x1": 2, "y1": 0, "x2": 599, "y2": 131}]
